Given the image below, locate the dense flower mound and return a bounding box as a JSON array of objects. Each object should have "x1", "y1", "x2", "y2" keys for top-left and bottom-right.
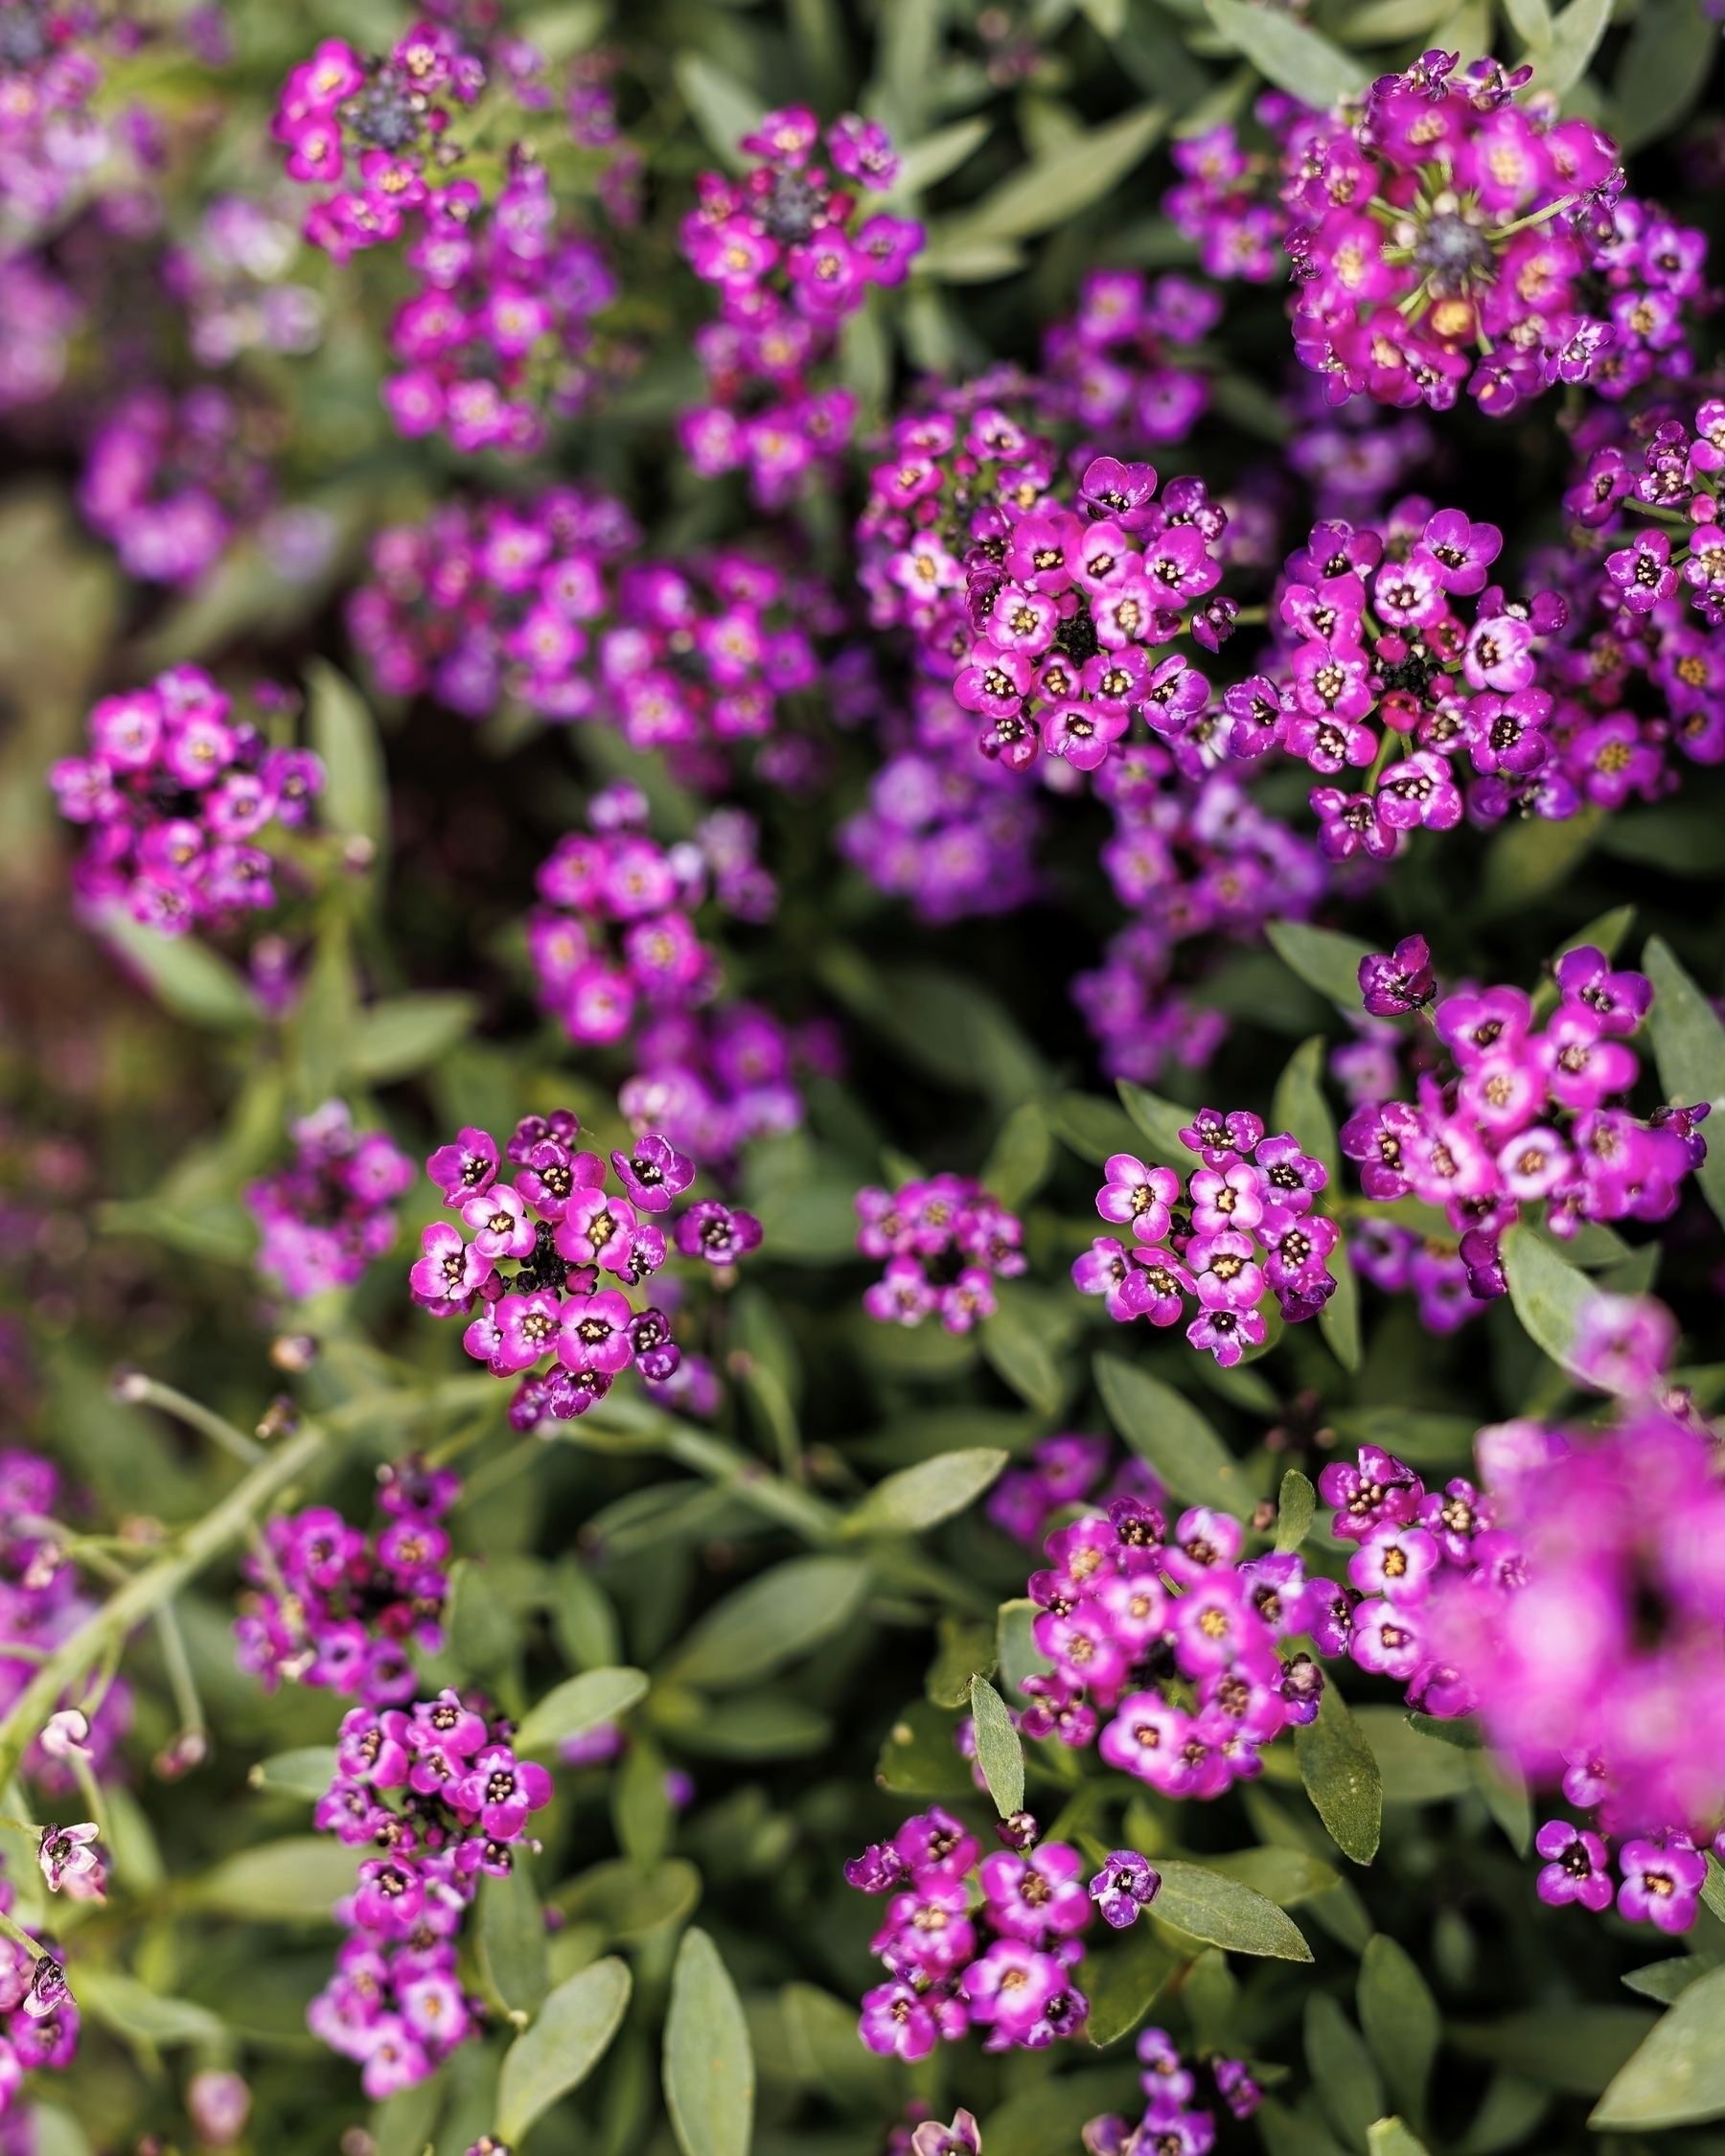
[
  {"x1": 409, "y1": 1109, "x2": 758, "y2": 1430},
  {"x1": 845, "y1": 1808, "x2": 1094, "y2": 2057},
  {"x1": 348, "y1": 487, "x2": 838, "y2": 775},
  {"x1": 235, "y1": 1453, "x2": 458, "y2": 1710},
  {"x1": 678, "y1": 105, "x2": 922, "y2": 506},
  {"x1": 1171, "y1": 55, "x2": 1711, "y2": 416},
  {"x1": 1020, "y1": 1488, "x2": 1326, "y2": 1780},
  {"x1": 1074, "y1": 1110, "x2": 1340, "y2": 1365},
  {"x1": 50, "y1": 666, "x2": 323, "y2": 934},
  {"x1": 1342, "y1": 935, "x2": 1706, "y2": 1323},
  {"x1": 247, "y1": 1100, "x2": 414, "y2": 1299},
  {"x1": 306, "y1": 1689, "x2": 551, "y2": 2096},
  {"x1": 855, "y1": 1173, "x2": 1027, "y2": 1333}
]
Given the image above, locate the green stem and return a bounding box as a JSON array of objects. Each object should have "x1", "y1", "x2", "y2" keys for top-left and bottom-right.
[
  {"x1": 151, "y1": 1602, "x2": 206, "y2": 1755},
  {"x1": 70, "y1": 1753, "x2": 108, "y2": 1846},
  {"x1": 0, "y1": 1420, "x2": 329, "y2": 1790},
  {"x1": 115, "y1": 1375, "x2": 264, "y2": 1467},
  {"x1": 0, "y1": 1909, "x2": 43, "y2": 1963},
  {"x1": 570, "y1": 1397, "x2": 841, "y2": 1543}
]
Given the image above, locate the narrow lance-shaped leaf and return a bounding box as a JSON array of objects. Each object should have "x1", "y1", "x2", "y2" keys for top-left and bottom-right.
[
  {"x1": 1094, "y1": 1353, "x2": 1253, "y2": 1518},
  {"x1": 1276, "y1": 1468, "x2": 1316, "y2": 1552},
  {"x1": 307, "y1": 659, "x2": 387, "y2": 852},
  {"x1": 1205, "y1": 0, "x2": 1368, "y2": 101},
  {"x1": 1266, "y1": 920, "x2": 1374, "y2": 1014},
  {"x1": 943, "y1": 103, "x2": 1167, "y2": 244},
  {"x1": 842, "y1": 1449, "x2": 1008, "y2": 1537},
  {"x1": 1501, "y1": 1224, "x2": 1595, "y2": 1385},
  {"x1": 1591, "y1": 1964, "x2": 1725, "y2": 2129},
  {"x1": 672, "y1": 53, "x2": 762, "y2": 173},
  {"x1": 496, "y1": 1958, "x2": 632, "y2": 2145},
  {"x1": 514, "y1": 1666, "x2": 649, "y2": 1754},
  {"x1": 1643, "y1": 935, "x2": 1725, "y2": 1226},
  {"x1": 970, "y1": 1673, "x2": 1024, "y2": 1817},
  {"x1": 1359, "y1": 1933, "x2": 1440, "y2": 2127},
  {"x1": 1116, "y1": 1080, "x2": 1203, "y2": 1166},
  {"x1": 1153, "y1": 1859, "x2": 1314, "y2": 1961},
  {"x1": 668, "y1": 1555, "x2": 872, "y2": 1691},
  {"x1": 663, "y1": 1928, "x2": 754, "y2": 2156}
]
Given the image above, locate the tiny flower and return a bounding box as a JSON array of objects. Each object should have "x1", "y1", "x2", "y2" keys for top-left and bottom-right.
[
  {"x1": 1534, "y1": 1819, "x2": 1613, "y2": 1912},
  {"x1": 1090, "y1": 1850, "x2": 1161, "y2": 1928},
  {"x1": 38, "y1": 1823, "x2": 105, "y2": 1903}
]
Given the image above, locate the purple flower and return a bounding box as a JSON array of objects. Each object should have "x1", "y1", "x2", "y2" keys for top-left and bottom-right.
[
  {"x1": 1572, "y1": 1292, "x2": 1677, "y2": 1398},
  {"x1": 1090, "y1": 1850, "x2": 1161, "y2": 1928},
  {"x1": 1533, "y1": 1820, "x2": 1613, "y2": 1912},
  {"x1": 37, "y1": 1823, "x2": 105, "y2": 1903},
  {"x1": 1359, "y1": 934, "x2": 1435, "y2": 1016},
  {"x1": 610, "y1": 1132, "x2": 696, "y2": 1212},
  {"x1": 1618, "y1": 1838, "x2": 1706, "y2": 1933},
  {"x1": 673, "y1": 1201, "x2": 763, "y2": 1265}
]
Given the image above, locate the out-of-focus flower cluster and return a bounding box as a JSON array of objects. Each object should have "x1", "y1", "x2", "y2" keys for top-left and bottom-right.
[
  {"x1": 348, "y1": 488, "x2": 840, "y2": 785},
  {"x1": 1085, "y1": 2026, "x2": 1259, "y2": 2156},
  {"x1": 1036, "y1": 268, "x2": 1219, "y2": 447},
  {"x1": 679, "y1": 106, "x2": 922, "y2": 507},
  {"x1": 51, "y1": 666, "x2": 323, "y2": 936},
  {"x1": 856, "y1": 1174, "x2": 1026, "y2": 1333},
  {"x1": 1075, "y1": 1111, "x2": 1339, "y2": 1365},
  {"x1": 235, "y1": 1454, "x2": 458, "y2": 1709},
  {"x1": 77, "y1": 386, "x2": 276, "y2": 587},
  {"x1": 307, "y1": 1687, "x2": 551, "y2": 2097},
  {"x1": 1342, "y1": 936, "x2": 1706, "y2": 1328},
  {"x1": 246, "y1": 1101, "x2": 414, "y2": 1300}
]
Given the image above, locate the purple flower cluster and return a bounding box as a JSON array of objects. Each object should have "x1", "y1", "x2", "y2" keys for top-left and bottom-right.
[
  {"x1": 347, "y1": 488, "x2": 838, "y2": 778},
  {"x1": 234, "y1": 1454, "x2": 459, "y2": 1709},
  {"x1": 845, "y1": 1810, "x2": 1092, "y2": 2058},
  {"x1": 986, "y1": 1433, "x2": 1161, "y2": 1548},
  {"x1": 247, "y1": 1101, "x2": 414, "y2": 1300},
  {"x1": 1175, "y1": 58, "x2": 1708, "y2": 417},
  {"x1": 856, "y1": 1175, "x2": 1027, "y2": 1333},
  {"x1": 1085, "y1": 2027, "x2": 1256, "y2": 2156},
  {"x1": 0, "y1": 1450, "x2": 131, "y2": 1792},
  {"x1": 0, "y1": 1869, "x2": 79, "y2": 2119},
  {"x1": 1342, "y1": 938, "x2": 1705, "y2": 1328},
  {"x1": 77, "y1": 385, "x2": 271, "y2": 586},
  {"x1": 51, "y1": 665, "x2": 323, "y2": 936},
  {"x1": 164, "y1": 194, "x2": 325, "y2": 371},
  {"x1": 409, "y1": 1111, "x2": 758, "y2": 1431},
  {"x1": 306, "y1": 1688, "x2": 552, "y2": 2097},
  {"x1": 1074, "y1": 1112, "x2": 1338, "y2": 1365},
  {"x1": 0, "y1": 0, "x2": 156, "y2": 243},
  {"x1": 618, "y1": 998, "x2": 822, "y2": 1168},
  {"x1": 678, "y1": 106, "x2": 922, "y2": 507},
  {"x1": 381, "y1": 155, "x2": 618, "y2": 457},
  {"x1": 1022, "y1": 1490, "x2": 1325, "y2": 1786},
  {"x1": 1035, "y1": 269, "x2": 1219, "y2": 447},
  {"x1": 1075, "y1": 758, "x2": 1323, "y2": 1085}
]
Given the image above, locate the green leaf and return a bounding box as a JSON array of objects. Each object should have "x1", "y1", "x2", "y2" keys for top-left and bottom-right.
[
  {"x1": 1367, "y1": 2124, "x2": 1431, "y2": 2156},
  {"x1": 672, "y1": 53, "x2": 762, "y2": 172},
  {"x1": 447, "y1": 1557, "x2": 520, "y2": 1679},
  {"x1": 1095, "y1": 1353, "x2": 1253, "y2": 1517},
  {"x1": 664, "y1": 1692, "x2": 833, "y2": 1758},
  {"x1": 947, "y1": 102, "x2": 1167, "y2": 242},
  {"x1": 1085, "y1": 1922, "x2": 1184, "y2": 2047},
  {"x1": 1273, "y1": 1036, "x2": 1341, "y2": 1182},
  {"x1": 1644, "y1": 935, "x2": 1725, "y2": 1225},
  {"x1": 1298, "y1": 1686, "x2": 1383, "y2": 1863},
  {"x1": 1481, "y1": 805, "x2": 1602, "y2": 911},
  {"x1": 515, "y1": 1666, "x2": 649, "y2": 1755},
  {"x1": 29, "y1": 2108, "x2": 95, "y2": 2156},
  {"x1": 1048, "y1": 1091, "x2": 1142, "y2": 1164},
  {"x1": 1469, "y1": 1749, "x2": 1531, "y2": 1855},
  {"x1": 373, "y1": 2073, "x2": 446, "y2": 2156},
  {"x1": 1336, "y1": 0, "x2": 1458, "y2": 43},
  {"x1": 1623, "y1": 1954, "x2": 1719, "y2": 2004},
  {"x1": 1451, "y1": 2007, "x2": 1657, "y2": 2096},
  {"x1": 78, "y1": 1970, "x2": 227, "y2": 2052},
  {"x1": 307, "y1": 658, "x2": 387, "y2": 851},
  {"x1": 1276, "y1": 1468, "x2": 1317, "y2": 1552},
  {"x1": 1501, "y1": 1223, "x2": 1593, "y2": 1386},
  {"x1": 1359, "y1": 1935, "x2": 1439, "y2": 2127},
  {"x1": 663, "y1": 1928, "x2": 754, "y2": 2156},
  {"x1": 1116, "y1": 1081, "x2": 1203, "y2": 1166},
  {"x1": 1503, "y1": 0, "x2": 1553, "y2": 44},
  {"x1": 984, "y1": 2067, "x2": 1146, "y2": 2156},
  {"x1": 887, "y1": 117, "x2": 992, "y2": 198},
  {"x1": 1526, "y1": 0, "x2": 1612, "y2": 93},
  {"x1": 1354, "y1": 1708, "x2": 1475, "y2": 1800},
  {"x1": 1265, "y1": 922, "x2": 1372, "y2": 1014},
  {"x1": 1322, "y1": 1241, "x2": 1364, "y2": 1375},
  {"x1": 97, "y1": 908, "x2": 262, "y2": 1031},
  {"x1": 927, "y1": 1616, "x2": 999, "y2": 1710},
  {"x1": 557, "y1": 1857, "x2": 702, "y2": 1944},
  {"x1": 1153, "y1": 1858, "x2": 1315, "y2": 1961},
  {"x1": 1199, "y1": 1846, "x2": 1340, "y2": 1906},
  {"x1": 997, "y1": 1597, "x2": 1054, "y2": 1705},
  {"x1": 1205, "y1": 0, "x2": 1367, "y2": 99},
  {"x1": 981, "y1": 1314, "x2": 1065, "y2": 1416},
  {"x1": 780, "y1": 1982, "x2": 904, "y2": 2112},
  {"x1": 479, "y1": 1862, "x2": 549, "y2": 2017},
  {"x1": 495, "y1": 1958, "x2": 632, "y2": 2145},
  {"x1": 970, "y1": 1673, "x2": 1024, "y2": 1817},
  {"x1": 550, "y1": 1555, "x2": 623, "y2": 1672},
  {"x1": 344, "y1": 994, "x2": 476, "y2": 1085},
  {"x1": 982, "y1": 1099, "x2": 1054, "y2": 1210},
  {"x1": 1591, "y1": 1964, "x2": 1725, "y2": 2128},
  {"x1": 1256, "y1": 2098, "x2": 1349, "y2": 2156},
  {"x1": 1453, "y1": 2073, "x2": 1549, "y2": 2156},
  {"x1": 249, "y1": 1746, "x2": 339, "y2": 1800},
  {"x1": 1306, "y1": 1992, "x2": 1385, "y2": 2155},
  {"x1": 1406, "y1": 1711, "x2": 1483, "y2": 1749},
  {"x1": 749, "y1": 1177, "x2": 861, "y2": 1262},
  {"x1": 1612, "y1": 0, "x2": 1716, "y2": 149},
  {"x1": 844, "y1": 1449, "x2": 1008, "y2": 1538},
  {"x1": 669, "y1": 1555, "x2": 871, "y2": 1691},
  {"x1": 1599, "y1": 803, "x2": 1725, "y2": 877},
  {"x1": 1328, "y1": 1409, "x2": 1477, "y2": 1466},
  {"x1": 194, "y1": 1836, "x2": 358, "y2": 1920}
]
